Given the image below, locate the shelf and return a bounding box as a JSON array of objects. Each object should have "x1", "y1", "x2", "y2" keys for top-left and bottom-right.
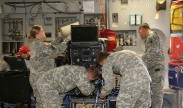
[
  {"x1": 113, "y1": 30, "x2": 137, "y2": 46},
  {"x1": 2, "y1": 35, "x2": 23, "y2": 36},
  {"x1": 3, "y1": 21, "x2": 23, "y2": 24},
  {"x1": 2, "y1": 42, "x2": 23, "y2": 54},
  {"x1": 2, "y1": 41, "x2": 23, "y2": 42},
  {"x1": 84, "y1": 14, "x2": 104, "y2": 29},
  {"x1": 1, "y1": 18, "x2": 24, "y2": 54},
  {"x1": 84, "y1": 13, "x2": 103, "y2": 15}
]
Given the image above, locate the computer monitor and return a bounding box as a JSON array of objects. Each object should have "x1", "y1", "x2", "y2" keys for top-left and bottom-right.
[
  {"x1": 71, "y1": 25, "x2": 98, "y2": 45},
  {"x1": 3, "y1": 56, "x2": 27, "y2": 71}
]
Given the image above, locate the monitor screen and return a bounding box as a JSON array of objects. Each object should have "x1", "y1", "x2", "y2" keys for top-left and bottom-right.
[
  {"x1": 3, "y1": 56, "x2": 27, "y2": 71},
  {"x1": 71, "y1": 25, "x2": 98, "y2": 43}
]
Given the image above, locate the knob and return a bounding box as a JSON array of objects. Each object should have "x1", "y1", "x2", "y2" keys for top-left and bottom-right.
[{"x1": 76, "y1": 58, "x2": 80, "y2": 62}]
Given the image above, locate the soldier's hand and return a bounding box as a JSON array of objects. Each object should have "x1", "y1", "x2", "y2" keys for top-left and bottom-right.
[
  {"x1": 58, "y1": 30, "x2": 63, "y2": 37},
  {"x1": 44, "y1": 42, "x2": 50, "y2": 46},
  {"x1": 66, "y1": 35, "x2": 71, "y2": 41},
  {"x1": 99, "y1": 93, "x2": 105, "y2": 100}
]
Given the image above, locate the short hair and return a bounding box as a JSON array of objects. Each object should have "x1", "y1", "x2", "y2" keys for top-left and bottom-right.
[
  {"x1": 86, "y1": 66, "x2": 100, "y2": 79},
  {"x1": 29, "y1": 25, "x2": 42, "y2": 39},
  {"x1": 139, "y1": 23, "x2": 150, "y2": 30},
  {"x1": 96, "y1": 51, "x2": 110, "y2": 64}
]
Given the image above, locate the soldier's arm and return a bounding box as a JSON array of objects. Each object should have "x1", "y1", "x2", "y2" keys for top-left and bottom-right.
[
  {"x1": 41, "y1": 40, "x2": 67, "y2": 56},
  {"x1": 142, "y1": 33, "x2": 160, "y2": 64},
  {"x1": 76, "y1": 73, "x2": 95, "y2": 96},
  {"x1": 0, "y1": 59, "x2": 9, "y2": 72},
  {"x1": 51, "y1": 36, "x2": 64, "y2": 45},
  {"x1": 100, "y1": 59, "x2": 114, "y2": 96}
]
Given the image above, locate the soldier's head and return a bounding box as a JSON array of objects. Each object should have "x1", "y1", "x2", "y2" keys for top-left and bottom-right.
[
  {"x1": 17, "y1": 46, "x2": 31, "y2": 60},
  {"x1": 30, "y1": 25, "x2": 46, "y2": 40},
  {"x1": 139, "y1": 23, "x2": 150, "y2": 39},
  {"x1": 97, "y1": 51, "x2": 110, "y2": 66},
  {"x1": 86, "y1": 66, "x2": 100, "y2": 81}
]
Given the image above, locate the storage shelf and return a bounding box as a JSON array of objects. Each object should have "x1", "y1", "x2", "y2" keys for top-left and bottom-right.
[
  {"x1": 84, "y1": 13, "x2": 104, "y2": 29},
  {"x1": 84, "y1": 13, "x2": 103, "y2": 15},
  {"x1": 2, "y1": 41, "x2": 23, "y2": 42},
  {"x1": 2, "y1": 18, "x2": 24, "y2": 54}
]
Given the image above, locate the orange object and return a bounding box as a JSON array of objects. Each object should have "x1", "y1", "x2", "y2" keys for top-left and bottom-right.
[
  {"x1": 170, "y1": 33, "x2": 183, "y2": 60},
  {"x1": 100, "y1": 0, "x2": 106, "y2": 26},
  {"x1": 17, "y1": 46, "x2": 30, "y2": 55}
]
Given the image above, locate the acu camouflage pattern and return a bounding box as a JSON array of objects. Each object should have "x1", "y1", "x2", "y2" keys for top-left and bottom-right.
[
  {"x1": 101, "y1": 50, "x2": 151, "y2": 108},
  {"x1": 142, "y1": 31, "x2": 165, "y2": 108},
  {"x1": 35, "y1": 65, "x2": 95, "y2": 108},
  {"x1": 29, "y1": 36, "x2": 67, "y2": 85},
  {"x1": 29, "y1": 37, "x2": 67, "y2": 108},
  {"x1": 0, "y1": 59, "x2": 9, "y2": 73}
]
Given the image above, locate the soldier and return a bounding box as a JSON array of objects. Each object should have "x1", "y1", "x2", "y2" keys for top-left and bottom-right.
[
  {"x1": 139, "y1": 23, "x2": 165, "y2": 108},
  {"x1": 29, "y1": 25, "x2": 69, "y2": 107},
  {"x1": 35, "y1": 65, "x2": 99, "y2": 108},
  {"x1": 98, "y1": 50, "x2": 152, "y2": 108},
  {"x1": 0, "y1": 59, "x2": 9, "y2": 73}
]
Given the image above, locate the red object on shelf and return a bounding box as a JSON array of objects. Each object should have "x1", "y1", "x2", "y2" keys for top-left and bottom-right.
[
  {"x1": 171, "y1": 0, "x2": 183, "y2": 6},
  {"x1": 170, "y1": 33, "x2": 183, "y2": 60},
  {"x1": 98, "y1": 29, "x2": 117, "y2": 51}
]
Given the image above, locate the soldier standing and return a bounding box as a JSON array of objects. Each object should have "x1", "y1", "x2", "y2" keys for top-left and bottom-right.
[
  {"x1": 29, "y1": 25, "x2": 68, "y2": 107},
  {"x1": 35, "y1": 66, "x2": 99, "y2": 108},
  {"x1": 139, "y1": 23, "x2": 165, "y2": 108},
  {"x1": 98, "y1": 50, "x2": 152, "y2": 108}
]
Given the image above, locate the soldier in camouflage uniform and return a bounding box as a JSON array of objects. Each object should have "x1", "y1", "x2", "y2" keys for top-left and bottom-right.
[
  {"x1": 29, "y1": 25, "x2": 68, "y2": 107},
  {"x1": 98, "y1": 50, "x2": 152, "y2": 108},
  {"x1": 35, "y1": 65, "x2": 99, "y2": 108},
  {"x1": 139, "y1": 23, "x2": 165, "y2": 108},
  {"x1": 0, "y1": 59, "x2": 9, "y2": 73}
]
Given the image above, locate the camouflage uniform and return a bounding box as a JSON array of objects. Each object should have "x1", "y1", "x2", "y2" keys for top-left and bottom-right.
[
  {"x1": 29, "y1": 37, "x2": 67, "y2": 107},
  {"x1": 101, "y1": 50, "x2": 152, "y2": 108},
  {"x1": 142, "y1": 31, "x2": 165, "y2": 108},
  {"x1": 35, "y1": 65, "x2": 95, "y2": 108},
  {"x1": 0, "y1": 59, "x2": 9, "y2": 73}
]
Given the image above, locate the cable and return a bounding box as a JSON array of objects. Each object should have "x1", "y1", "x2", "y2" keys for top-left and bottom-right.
[
  {"x1": 45, "y1": 2, "x2": 63, "y2": 13},
  {"x1": 163, "y1": 97, "x2": 171, "y2": 108},
  {"x1": 5, "y1": 2, "x2": 39, "y2": 8},
  {"x1": 64, "y1": 94, "x2": 70, "y2": 108},
  {"x1": 94, "y1": 79, "x2": 107, "y2": 108},
  {"x1": 30, "y1": 2, "x2": 42, "y2": 18},
  {"x1": 44, "y1": 2, "x2": 82, "y2": 14},
  {"x1": 94, "y1": 88, "x2": 101, "y2": 108},
  {"x1": 23, "y1": 0, "x2": 27, "y2": 37},
  {"x1": 100, "y1": 0, "x2": 106, "y2": 26}
]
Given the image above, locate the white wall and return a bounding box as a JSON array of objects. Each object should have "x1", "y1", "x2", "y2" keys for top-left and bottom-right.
[
  {"x1": 109, "y1": 0, "x2": 171, "y2": 89},
  {"x1": 109, "y1": 0, "x2": 170, "y2": 52}
]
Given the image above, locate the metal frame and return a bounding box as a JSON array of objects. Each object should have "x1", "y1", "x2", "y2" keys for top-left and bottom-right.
[{"x1": 70, "y1": 97, "x2": 107, "y2": 108}]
